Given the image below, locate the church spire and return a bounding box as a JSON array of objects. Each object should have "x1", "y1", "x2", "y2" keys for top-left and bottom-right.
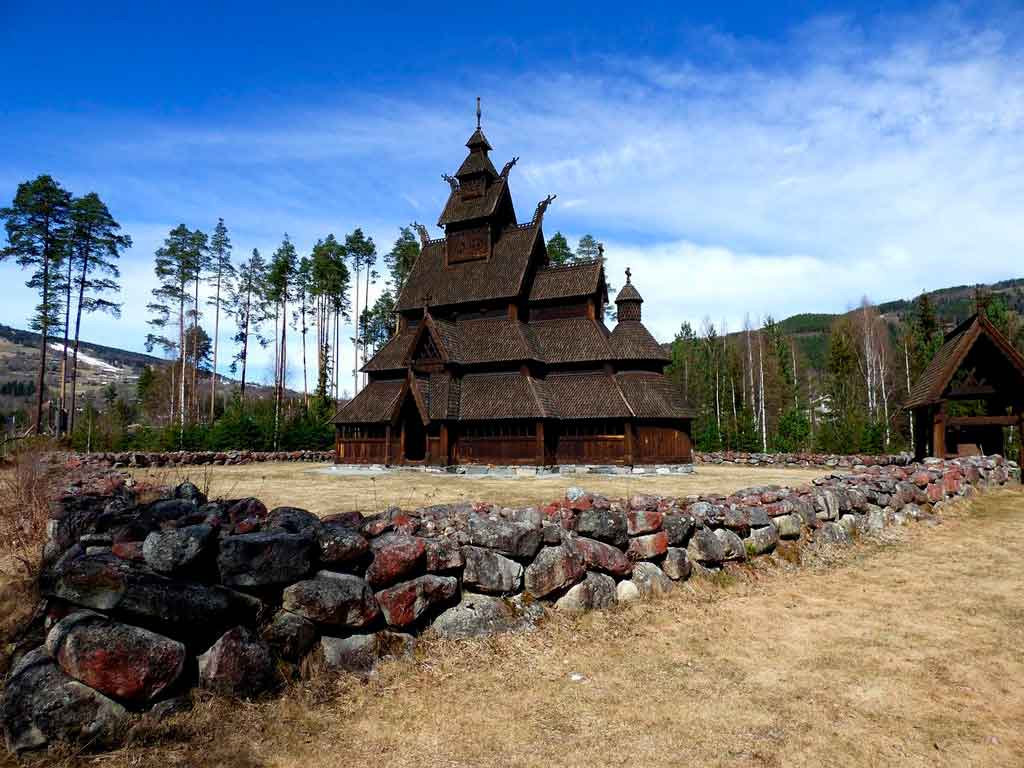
[{"x1": 615, "y1": 266, "x2": 644, "y2": 321}]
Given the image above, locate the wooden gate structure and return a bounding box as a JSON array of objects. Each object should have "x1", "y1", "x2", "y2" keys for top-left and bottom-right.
[{"x1": 905, "y1": 310, "x2": 1024, "y2": 461}]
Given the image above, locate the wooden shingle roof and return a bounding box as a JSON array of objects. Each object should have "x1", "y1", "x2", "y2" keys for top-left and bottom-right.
[
  {"x1": 541, "y1": 372, "x2": 633, "y2": 419},
  {"x1": 905, "y1": 313, "x2": 1024, "y2": 409},
  {"x1": 528, "y1": 261, "x2": 604, "y2": 302},
  {"x1": 527, "y1": 317, "x2": 613, "y2": 363},
  {"x1": 617, "y1": 372, "x2": 696, "y2": 419},
  {"x1": 331, "y1": 379, "x2": 404, "y2": 423},
  {"x1": 458, "y1": 372, "x2": 548, "y2": 420},
  {"x1": 438, "y1": 177, "x2": 508, "y2": 227},
  {"x1": 608, "y1": 321, "x2": 671, "y2": 361},
  {"x1": 394, "y1": 222, "x2": 541, "y2": 311}
]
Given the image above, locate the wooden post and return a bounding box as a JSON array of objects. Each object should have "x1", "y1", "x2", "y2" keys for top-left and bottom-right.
[
  {"x1": 933, "y1": 408, "x2": 946, "y2": 459},
  {"x1": 385, "y1": 425, "x2": 391, "y2": 466},
  {"x1": 440, "y1": 423, "x2": 449, "y2": 466},
  {"x1": 335, "y1": 428, "x2": 341, "y2": 464},
  {"x1": 398, "y1": 423, "x2": 405, "y2": 466},
  {"x1": 536, "y1": 421, "x2": 545, "y2": 467},
  {"x1": 624, "y1": 421, "x2": 634, "y2": 466}
]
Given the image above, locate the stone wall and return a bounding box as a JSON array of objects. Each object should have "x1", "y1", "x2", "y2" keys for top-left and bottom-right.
[
  {"x1": 694, "y1": 451, "x2": 914, "y2": 468},
  {"x1": 69, "y1": 448, "x2": 913, "y2": 470},
  {"x1": 2, "y1": 455, "x2": 1018, "y2": 755}
]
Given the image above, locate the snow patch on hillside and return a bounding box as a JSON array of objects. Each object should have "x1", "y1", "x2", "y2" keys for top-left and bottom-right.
[{"x1": 48, "y1": 343, "x2": 122, "y2": 373}]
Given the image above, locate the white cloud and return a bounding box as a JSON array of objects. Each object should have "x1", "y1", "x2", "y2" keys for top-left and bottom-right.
[{"x1": 3, "y1": 5, "x2": 1024, "y2": 382}]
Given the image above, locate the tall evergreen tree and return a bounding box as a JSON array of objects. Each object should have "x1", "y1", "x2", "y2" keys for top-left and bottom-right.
[
  {"x1": 145, "y1": 224, "x2": 203, "y2": 428},
  {"x1": 546, "y1": 232, "x2": 573, "y2": 266},
  {"x1": 309, "y1": 235, "x2": 349, "y2": 401},
  {"x1": 227, "y1": 248, "x2": 269, "y2": 398},
  {"x1": 294, "y1": 255, "x2": 314, "y2": 407},
  {"x1": 66, "y1": 193, "x2": 129, "y2": 434},
  {"x1": 576, "y1": 234, "x2": 601, "y2": 262},
  {"x1": 344, "y1": 228, "x2": 377, "y2": 392},
  {"x1": 207, "y1": 218, "x2": 234, "y2": 420},
  {"x1": 267, "y1": 234, "x2": 298, "y2": 447},
  {"x1": 0, "y1": 175, "x2": 72, "y2": 433},
  {"x1": 384, "y1": 226, "x2": 420, "y2": 301},
  {"x1": 186, "y1": 228, "x2": 210, "y2": 421}
]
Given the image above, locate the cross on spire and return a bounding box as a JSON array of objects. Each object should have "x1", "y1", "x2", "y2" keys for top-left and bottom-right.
[
  {"x1": 476, "y1": 96, "x2": 481, "y2": 129},
  {"x1": 625, "y1": 267, "x2": 632, "y2": 284}
]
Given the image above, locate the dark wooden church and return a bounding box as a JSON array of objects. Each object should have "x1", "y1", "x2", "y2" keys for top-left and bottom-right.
[
  {"x1": 332, "y1": 107, "x2": 694, "y2": 466},
  {"x1": 905, "y1": 307, "x2": 1024, "y2": 460}
]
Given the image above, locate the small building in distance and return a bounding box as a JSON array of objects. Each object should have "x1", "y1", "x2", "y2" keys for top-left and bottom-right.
[
  {"x1": 905, "y1": 308, "x2": 1024, "y2": 460},
  {"x1": 332, "y1": 106, "x2": 694, "y2": 466}
]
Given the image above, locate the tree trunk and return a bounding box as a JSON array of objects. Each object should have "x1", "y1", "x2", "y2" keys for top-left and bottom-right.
[
  {"x1": 191, "y1": 276, "x2": 200, "y2": 421},
  {"x1": 68, "y1": 246, "x2": 91, "y2": 436},
  {"x1": 178, "y1": 291, "x2": 186, "y2": 434},
  {"x1": 58, "y1": 253, "x2": 73, "y2": 438},
  {"x1": 904, "y1": 339, "x2": 914, "y2": 449},
  {"x1": 210, "y1": 272, "x2": 222, "y2": 422},
  {"x1": 758, "y1": 329, "x2": 767, "y2": 452},
  {"x1": 353, "y1": 264, "x2": 361, "y2": 397}
]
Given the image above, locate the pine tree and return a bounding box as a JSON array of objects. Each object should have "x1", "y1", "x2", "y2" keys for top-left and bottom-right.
[
  {"x1": 227, "y1": 248, "x2": 269, "y2": 398},
  {"x1": 294, "y1": 255, "x2": 314, "y2": 408},
  {"x1": 309, "y1": 235, "x2": 350, "y2": 401},
  {"x1": 66, "y1": 193, "x2": 129, "y2": 434},
  {"x1": 546, "y1": 232, "x2": 573, "y2": 266},
  {"x1": 267, "y1": 235, "x2": 297, "y2": 448},
  {"x1": 207, "y1": 218, "x2": 234, "y2": 420},
  {"x1": 384, "y1": 226, "x2": 420, "y2": 303},
  {"x1": 576, "y1": 234, "x2": 601, "y2": 262},
  {"x1": 187, "y1": 228, "x2": 210, "y2": 421},
  {"x1": 146, "y1": 224, "x2": 202, "y2": 428},
  {"x1": 0, "y1": 175, "x2": 72, "y2": 433},
  {"x1": 344, "y1": 229, "x2": 376, "y2": 392}
]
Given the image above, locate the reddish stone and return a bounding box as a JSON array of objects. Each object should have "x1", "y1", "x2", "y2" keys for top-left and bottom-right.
[
  {"x1": 111, "y1": 541, "x2": 144, "y2": 562},
  {"x1": 424, "y1": 537, "x2": 464, "y2": 572},
  {"x1": 567, "y1": 494, "x2": 593, "y2": 512},
  {"x1": 375, "y1": 575, "x2": 458, "y2": 627},
  {"x1": 365, "y1": 535, "x2": 426, "y2": 589},
  {"x1": 573, "y1": 536, "x2": 632, "y2": 577},
  {"x1": 198, "y1": 626, "x2": 277, "y2": 698},
  {"x1": 911, "y1": 471, "x2": 931, "y2": 488},
  {"x1": 361, "y1": 514, "x2": 394, "y2": 538},
  {"x1": 626, "y1": 509, "x2": 664, "y2": 535},
  {"x1": 943, "y1": 472, "x2": 962, "y2": 495},
  {"x1": 926, "y1": 483, "x2": 944, "y2": 503},
  {"x1": 47, "y1": 611, "x2": 186, "y2": 702},
  {"x1": 225, "y1": 498, "x2": 268, "y2": 523},
  {"x1": 627, "y1": 531, "x2": 669, "y2": 561}
]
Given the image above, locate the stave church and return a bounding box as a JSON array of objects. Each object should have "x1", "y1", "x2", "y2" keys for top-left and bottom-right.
[{"x1": 332, "y1": 104, "x2": 694, "y2": 466}]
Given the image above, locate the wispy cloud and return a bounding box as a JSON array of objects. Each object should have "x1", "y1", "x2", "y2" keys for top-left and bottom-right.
[{"x1": 2, "y1": 5, "x2": 1023, "y2": 387}]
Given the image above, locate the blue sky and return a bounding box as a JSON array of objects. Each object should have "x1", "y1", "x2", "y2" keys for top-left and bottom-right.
[{"x1": 2, "y1": 2, "x2": 1023, "y2": 395}]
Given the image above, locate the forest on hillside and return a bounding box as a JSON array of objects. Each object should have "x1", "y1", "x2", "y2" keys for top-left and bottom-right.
[{"x1": 3, "y1": 173, "x2": 1023, "y2": 459}]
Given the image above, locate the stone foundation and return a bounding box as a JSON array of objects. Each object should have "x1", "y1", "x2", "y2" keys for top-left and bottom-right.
[{"x1": 2, "y1": 454, "x2": 1018, "y2": 755}]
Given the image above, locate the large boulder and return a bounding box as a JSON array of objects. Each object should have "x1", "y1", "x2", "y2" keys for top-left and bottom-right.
[
  {"x1": 424, "y1": 536, "x2": 465, "y2": 572},
  {"x1": 575, "y1": 508, "x2": 628, "y2": 548},
  {"x1": 365, "y1": 535, "x2": 426, "y2": 589},
  {"x1": 217, "y1": 531, "x2": 314, "y2": 587},
  {"x1": 554, "y1": 572, "x2": 617, "y2": 613},
  {"x1": 375, "y1": 575, "x2": 458, "y2": 627},
  {"x1": 197, "y1": 627, "x2": 277, "y2": 698},
  {"x1": 316, "y1": 522, "x2": 370, "y2": 568},
  {"x1": 173, "y1": 481, "x2": 207, "y2": 506},
  {"x1": 1, "y1": 647, "x2": 128, "y2": 754},
  {"x1": 572, "y1": 536, "x2": 632, "y2": 577},
  {"x1": 631, "y1": 562, "x2": 674, "y2": 598},
  {"x1": 432, "y1": 593, "x2": 544, "y2": 638},
  {"x1": 627, "y1": 531, "x2": 669, "y2": 561},
  {"x1": 686, "y1": 528, "x2": 726, "y2": 566},
  {"x1": 661, "y1": 547, "x2": 692, "y2": 581},
  {"x1": 774, "y1": 513, "x2": 802, "y2": 540},
  {"x1": 46, "y1": 611, "x2": 185, "y2": 703},
  {"x1": 265, "y1": 506, "x2": 321, "y2": 535},
  {"x1": 282, "y1": 574, "x2": 380, "y2": 628},
  {"x1": 468, "y1": 517, "x2": 542, "y2": 559},
  {"x1": 261, "y1": 610, "x2": 318, "y2": 661},
  {"x1": 744, "y1": 524, "x2": 779, "y2": 556},
  {"x1": 40, "y1": 553, "x2": 261, "y2": 646},
  {"x1": 461, "y1": 546, "x2": 523, "y2": 594},
  {"x1": 662, "y1": 514, "x2": 695, "y2": 547},
  {"x1": 524, "y1": 544, "x2": 585, "y2": 598},
  {"x1": 314, "y1": 631, "x2": 415, "y2": 678},
  {"x1": 626, "y1": 509, "x2": 663, "y2": 535},
  {"x1": 815, "y1": 522, "x2": 853, "y2": 546},
  {"x1": 713, "y1": 529, "x2": 747, "y2": 561},
  {"x1": 142, "y1": 523, "x2": 216, "y2": 575}
]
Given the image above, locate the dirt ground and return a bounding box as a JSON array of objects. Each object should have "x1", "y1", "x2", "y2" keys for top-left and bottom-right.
[
  {"x1": 128, "y1": 463, "x2": 828, "y2": 515},
  {"x1": 8, "y1": 485, "x2": 1016, "y2": 768}
]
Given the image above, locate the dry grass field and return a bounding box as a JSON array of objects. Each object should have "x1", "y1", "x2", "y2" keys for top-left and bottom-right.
[
  {"x1": 128, "y1": 463, "x2": 829, "y2": 514},
  {"x1": 4, "y1": 485, "x2": 1017, "y2": 768}
]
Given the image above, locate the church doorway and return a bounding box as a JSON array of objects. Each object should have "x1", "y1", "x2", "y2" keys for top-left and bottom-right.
[{"x1": 400, "y1": 397, "x2": 427, "y2": 462}]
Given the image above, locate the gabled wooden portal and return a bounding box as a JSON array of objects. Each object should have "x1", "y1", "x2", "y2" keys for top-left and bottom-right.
[{"x1": 905, "y1": 312, "x2": 1024, "y2": 460}]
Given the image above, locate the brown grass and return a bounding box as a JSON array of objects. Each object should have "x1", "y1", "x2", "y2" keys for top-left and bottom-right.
[
  {"x1": 128, "y1": 463, "x2": 828, "y2": 515},
  {"x1": 8, "y1": 486, "x2": 1020, "y2": 767}
]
